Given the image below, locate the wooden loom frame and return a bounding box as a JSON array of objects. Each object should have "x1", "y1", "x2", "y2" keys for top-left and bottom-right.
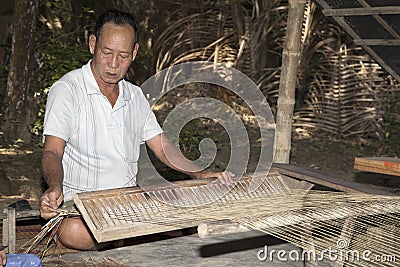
[
  {"x1": 73, "y1": 170, "x2": 311, "y2": 243},
  {"x1": 74, "y1": 164, "x2": 395, "y2": 243}
]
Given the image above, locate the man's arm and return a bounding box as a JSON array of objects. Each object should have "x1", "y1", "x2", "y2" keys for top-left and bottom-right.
[
  {"x1": 146, "y1": 133, "x2": 234, "y2": 184},
  {"x1": 40, "y1": 135, "x2": 66, "y2": 219},
  {"x1": 0, "y1": 248, "x2": 6, "y2": 266}
]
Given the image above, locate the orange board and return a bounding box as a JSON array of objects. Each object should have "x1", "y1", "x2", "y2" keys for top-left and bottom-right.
[{"x1": 354, "y1": 157, "x2": 400, "y2": 176}]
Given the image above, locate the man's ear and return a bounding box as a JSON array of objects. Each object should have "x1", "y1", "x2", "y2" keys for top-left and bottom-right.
[
  {"x1": 88, "y1": 34, "x2": 96, "y2": 55},
  {"x1": 132, "y1": 43, "x2": 139, "y2": 61}
]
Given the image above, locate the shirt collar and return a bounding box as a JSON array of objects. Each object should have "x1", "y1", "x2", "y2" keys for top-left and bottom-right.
[{"x1": 83, "y1": 60, "x2": 131, "y2": 102}]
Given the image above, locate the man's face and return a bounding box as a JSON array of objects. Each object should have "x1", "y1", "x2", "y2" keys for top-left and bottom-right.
[{"x1": 89, "y1": 22, "x2": 139, "y2": 85}]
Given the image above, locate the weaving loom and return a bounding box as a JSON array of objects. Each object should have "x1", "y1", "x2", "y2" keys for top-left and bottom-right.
[{"x1": 74, "y1": 170, "x2": 400, "y2": 266}]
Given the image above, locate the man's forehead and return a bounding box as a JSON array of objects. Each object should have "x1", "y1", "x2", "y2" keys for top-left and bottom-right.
[
  {"x1": 95, "y1": 23, "x2": 136, "y2": 52},
  {"x1": 98, "y1": 22, "x2": 135, "y2": 42},
  {"x1": 103, "y1": 22, "x2": 135, "y2": 34}
]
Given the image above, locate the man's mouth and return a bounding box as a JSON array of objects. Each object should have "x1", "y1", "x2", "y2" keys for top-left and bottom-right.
[{"x1": 106, "y1": 72, "x2": 118, "y2": 77}]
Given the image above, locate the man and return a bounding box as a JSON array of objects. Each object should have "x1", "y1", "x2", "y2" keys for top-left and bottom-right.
[{"x1": 39, "y1": 9, "x2": 234, "y2": 250}]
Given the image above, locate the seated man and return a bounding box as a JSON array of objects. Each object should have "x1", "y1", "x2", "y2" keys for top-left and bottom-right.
[{"x1": 39, "y1": 9, "x2": 234, "y2": 251}]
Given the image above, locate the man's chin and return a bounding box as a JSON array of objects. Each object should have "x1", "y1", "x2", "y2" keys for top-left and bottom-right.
[{"x1": 104, "y1": 77, "x2": 121, "y2": 84}]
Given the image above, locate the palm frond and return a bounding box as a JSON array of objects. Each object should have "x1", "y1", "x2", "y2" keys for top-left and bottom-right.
[{"x1": 294, "y1": 44, "x2": 400, "y2": 137}]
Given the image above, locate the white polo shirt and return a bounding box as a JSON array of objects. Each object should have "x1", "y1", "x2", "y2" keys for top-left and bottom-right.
[{"x1": 43, "y1": 60, "x2": 163, "y2": 201}]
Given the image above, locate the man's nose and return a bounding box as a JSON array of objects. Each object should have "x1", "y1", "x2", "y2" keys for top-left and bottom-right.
[{"x1": 109, "y1": 55, "x2": 119, "y2": 68}]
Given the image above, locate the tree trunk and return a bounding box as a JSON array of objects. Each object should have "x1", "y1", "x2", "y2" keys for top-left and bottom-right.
[
  {"x1": 274, "y1": 0, "x2": 306, "y2": 163},
  {"x1": 3, "y1": 0, "x2": 39, "y2": 145}
]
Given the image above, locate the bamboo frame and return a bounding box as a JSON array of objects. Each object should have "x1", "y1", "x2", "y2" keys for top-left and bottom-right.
[
  {"x1": 314, "y1": 0, "x2": 400, "y2": 82},
  {"x1": 354, "y1": 39, "x2": 400, "y2": 46},
  {"x1": 1, "y1": 209, "x2": 40, "y2": 253},
  {"x1": 322, "y1": 6, "x2": 400, "y2": 16}
]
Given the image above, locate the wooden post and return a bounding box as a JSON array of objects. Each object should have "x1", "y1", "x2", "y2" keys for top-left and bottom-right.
[
  {"x1": 274, "y1": 0, "x2": 306, "y2": 163},
  {"x1": 2, "y1": 208, "x2": 16, "y2": 253},
  {"x1": 1, "y1": 209, "x2": 8, "y2": 252}
]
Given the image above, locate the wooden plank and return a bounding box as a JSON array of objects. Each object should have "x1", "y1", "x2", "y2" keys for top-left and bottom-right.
[
  {"x1": 354, "y1": 157, "x2": 400, "y2": 176},
  {"x1": 354, "y1": 39, "x2": 400, "y2": 46},
  {"x1": 0, "y1": 209, "x2": 39, "y2": 220},
  {"x1": 272, "y1": 163, "x2": 396, "y2": 196},
  {"x1": 323, "y1": 6, "x2": 400, "y2": 16},
  {"x1": 15, "y1": 210, "x2": 40, "y2": 219}
]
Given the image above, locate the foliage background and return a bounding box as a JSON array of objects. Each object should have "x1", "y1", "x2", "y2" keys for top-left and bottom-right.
[{"x1": 1, "y1": 0, "x2": 400, "y2": 155}]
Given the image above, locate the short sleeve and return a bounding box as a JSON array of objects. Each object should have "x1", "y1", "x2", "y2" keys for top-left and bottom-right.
[
  {"x1": 138, "y1": 92, "x2": 163, "y2": 143},
  {"x1": 43, "y1": 81, "x2": 75, "y2": 142}
]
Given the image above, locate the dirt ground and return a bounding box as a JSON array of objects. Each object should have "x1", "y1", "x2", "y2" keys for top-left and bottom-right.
[
  {"x1": 1, "y1": 127, "x2": 399, "y2": 211},
  {"x1": 0, "y1": 145, "x2": 43, "y2": 208}
]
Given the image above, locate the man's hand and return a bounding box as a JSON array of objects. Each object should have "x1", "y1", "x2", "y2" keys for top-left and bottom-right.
[
  {"x1": 0, "y1": 248, "x2": 6, "y2": 266},
  {"x1": 193, "y1": 170, "x2": 235, "y2": 185},
  {"x1": 39, "y1": 185, "x2": 64, "y2": 220}
]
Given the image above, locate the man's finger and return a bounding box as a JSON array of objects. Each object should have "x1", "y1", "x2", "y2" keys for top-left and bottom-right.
[
  {"x1": 39, "y1": 196, "x2": 58, "y2": 219},
  {"x1": 48, "y1": 191, "x2": 60, "y2": 209},
  {"x1": 41, "y1": 209, "x2": 58, "y2": 220}
]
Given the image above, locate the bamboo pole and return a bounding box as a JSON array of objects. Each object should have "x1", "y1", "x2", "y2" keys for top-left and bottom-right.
[{"x1": 274, "y1": 0, "x2": 306, "y2": 164}]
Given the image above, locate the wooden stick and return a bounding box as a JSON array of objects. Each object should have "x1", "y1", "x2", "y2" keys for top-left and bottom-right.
[
  {"x1": 273, "y1": 163, "x2": 396, "y2": 195},
  {"x1": 197, "y1": 220, "x2": 249, "y2": 238}
]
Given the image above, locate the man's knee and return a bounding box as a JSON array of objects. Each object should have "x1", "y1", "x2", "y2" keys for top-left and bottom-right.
[{"x1": 57, "y1": 217, "x2": 98, "y2": 250}]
